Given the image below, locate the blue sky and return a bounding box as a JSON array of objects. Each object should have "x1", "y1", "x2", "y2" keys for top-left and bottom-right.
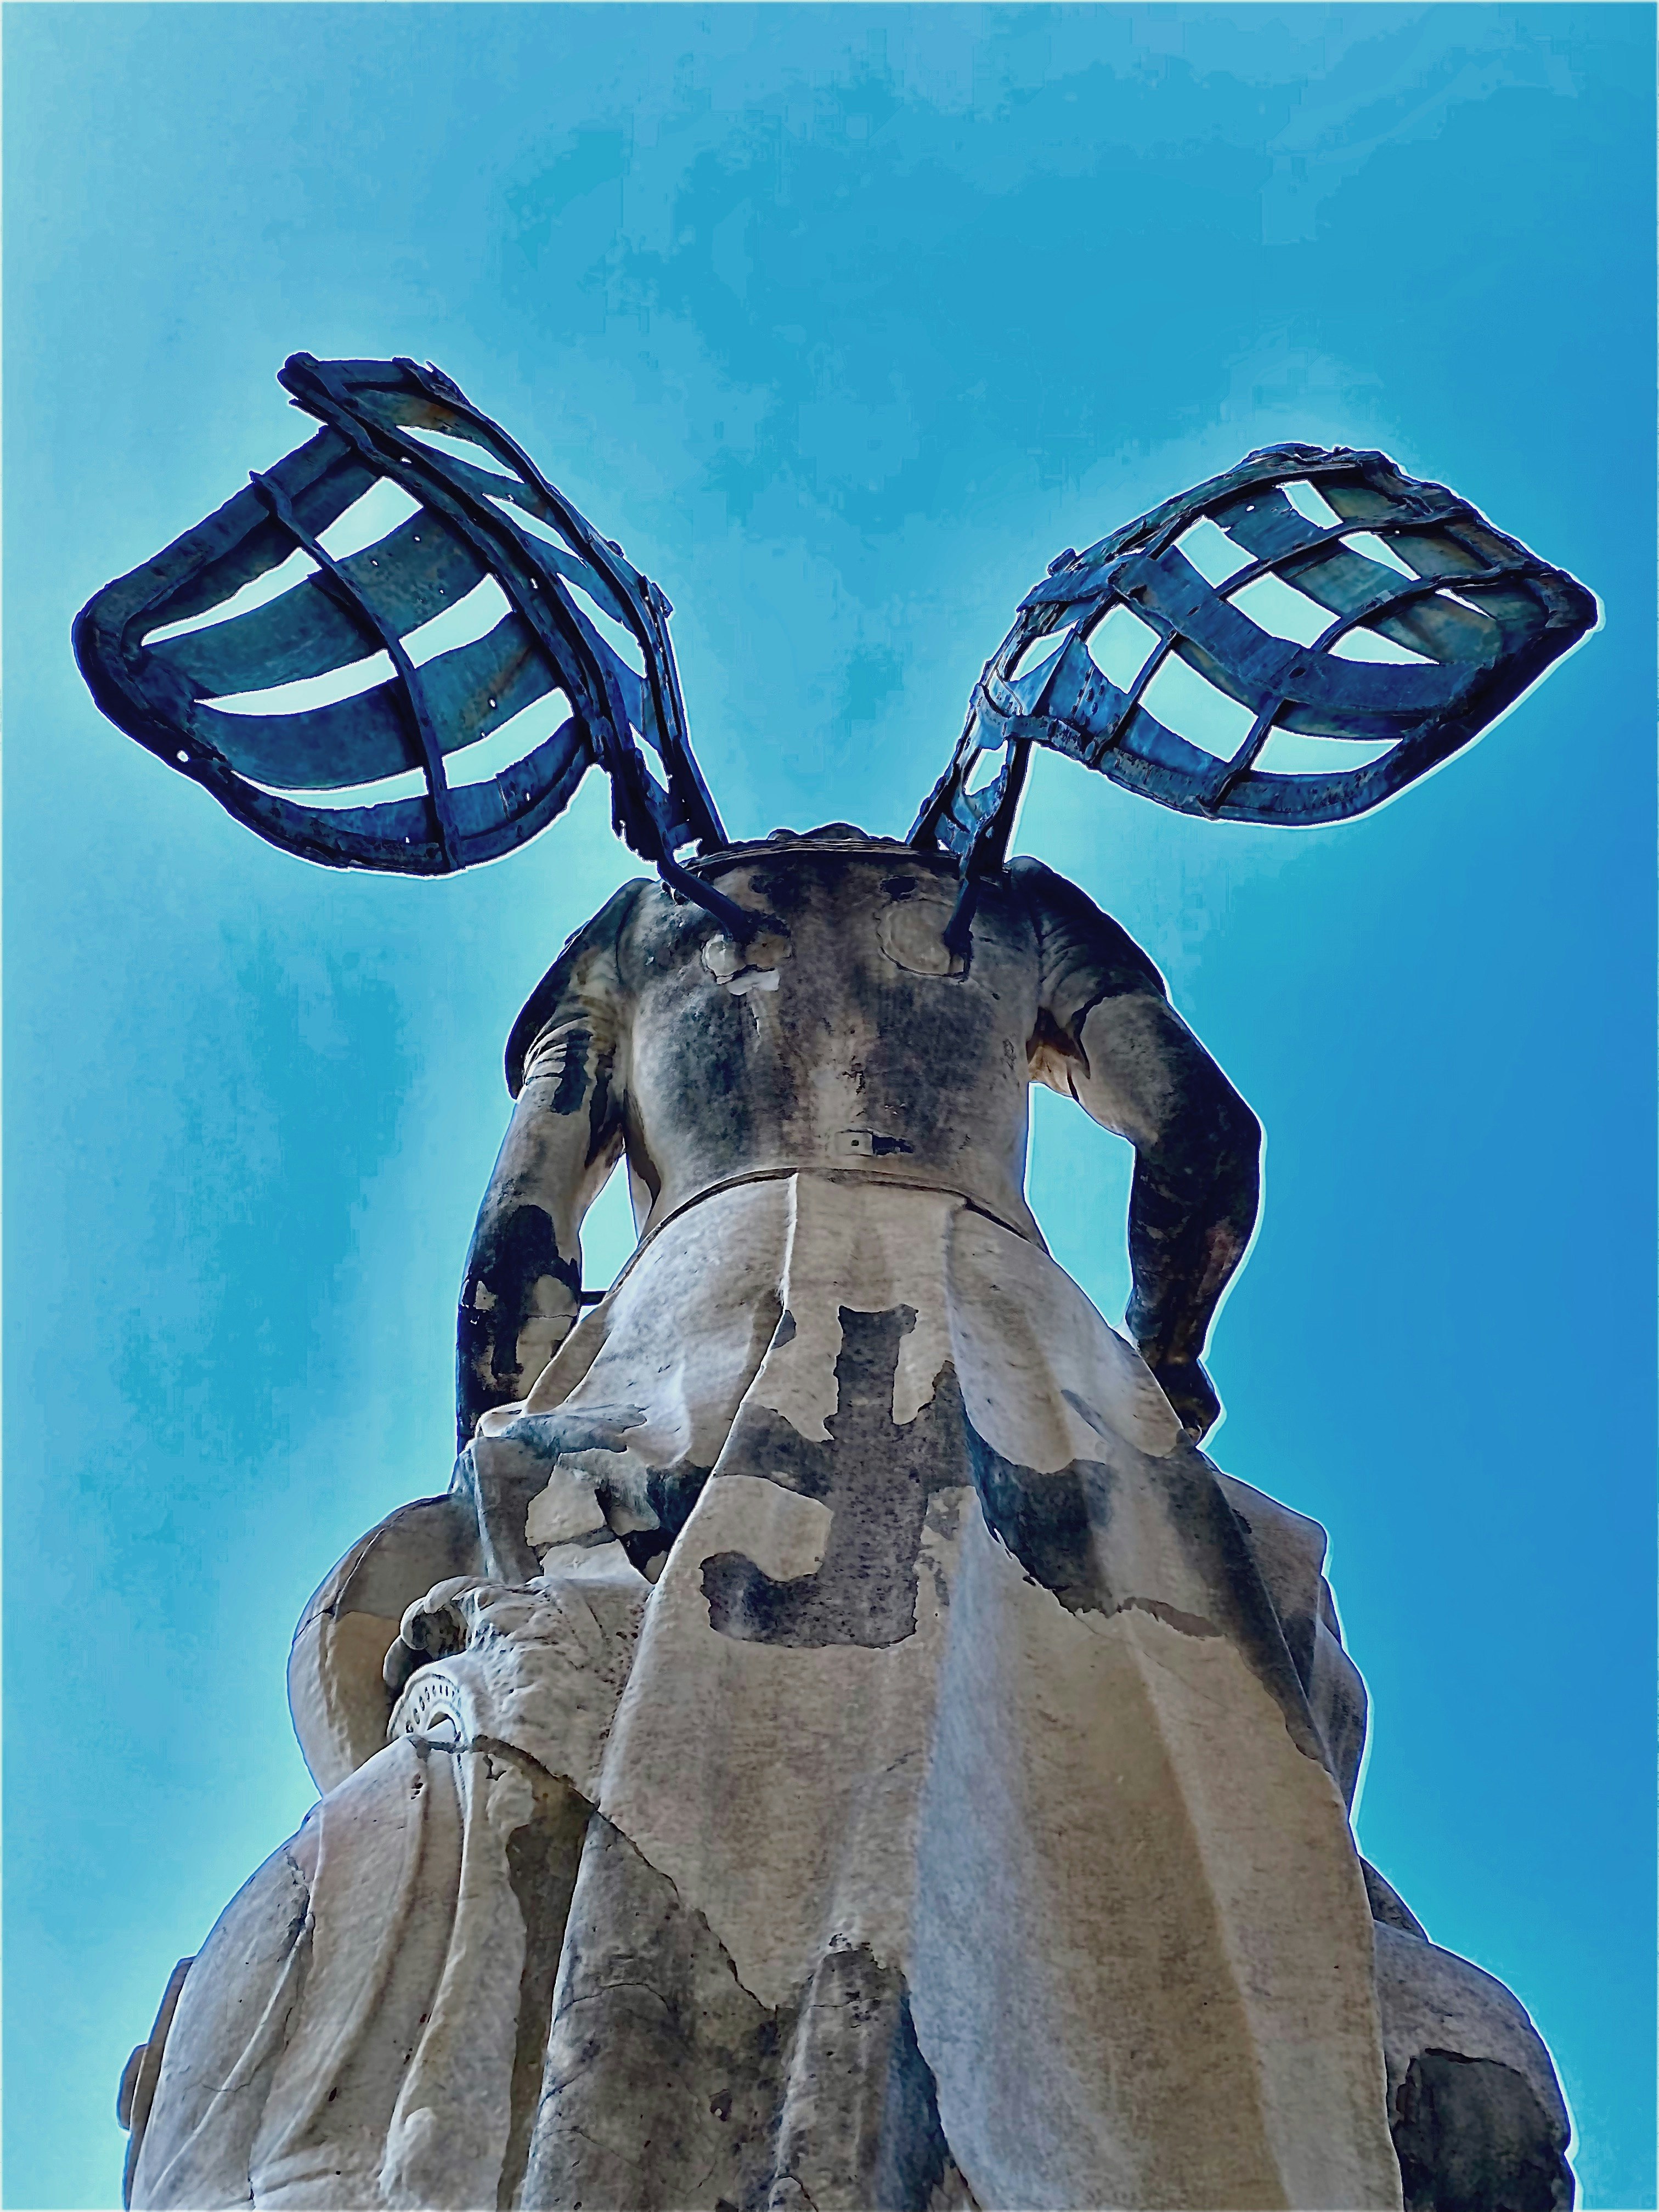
[{"x1": 6, "y1": 7, "x2": 1653, "y2": 2206}]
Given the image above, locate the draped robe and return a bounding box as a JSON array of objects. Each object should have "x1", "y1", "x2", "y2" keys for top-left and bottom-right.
[{"x1": 121, "y1": 837, "x2": 1573, "y2": 2212}]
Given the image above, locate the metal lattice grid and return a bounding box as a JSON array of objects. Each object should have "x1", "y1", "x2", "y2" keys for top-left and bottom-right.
[{"x1": 911, "y1": 443, "x2": 1598, "y2": 887}]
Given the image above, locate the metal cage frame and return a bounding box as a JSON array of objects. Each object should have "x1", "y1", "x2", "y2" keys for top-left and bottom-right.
[
  {"x1": 910, "y1": 442, "x2": 1598, "y2": 925},
  {"x1": 73, "y1": 354, "x2": 755, "y2": 930},
  {"x1": 75, "y1": 373, "x2": 1598, "y2": 955}
]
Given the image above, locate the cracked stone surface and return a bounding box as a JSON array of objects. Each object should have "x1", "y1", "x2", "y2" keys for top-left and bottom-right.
[{"x1": 125, "y1": 839, "x2": 1573, "y2": 2210}]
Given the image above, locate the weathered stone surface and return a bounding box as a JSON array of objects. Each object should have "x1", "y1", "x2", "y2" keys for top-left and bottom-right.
[
  {"x1": 289, "y1": 1492, "x2": 481, "y2": 1791},
  {"x1": 523, "y1": 1815, "x2": 975, "y2": 2212},
  {"x1": 1374, "y1": 1923, "x2": 1575, "y2": 2212},
  {"x1": 122, "y1": 838, "x2": 1573, "y2": 2210}
]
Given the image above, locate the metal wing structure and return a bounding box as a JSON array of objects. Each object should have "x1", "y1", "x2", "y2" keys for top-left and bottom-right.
[
  {"x1": 74, "y1": 354, "x2": 738, "y2": 914},
  {"x1": 76, "y1": 384, "x2": 1596, "y2": 957},
  {"x1": 912, "y1": 443, "x2": 1598, "y2": 924}
]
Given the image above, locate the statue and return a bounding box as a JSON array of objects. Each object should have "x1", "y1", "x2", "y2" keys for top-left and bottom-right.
[{"x1": 80, "y1": 359, "x2": 1595, "y2": 2211}]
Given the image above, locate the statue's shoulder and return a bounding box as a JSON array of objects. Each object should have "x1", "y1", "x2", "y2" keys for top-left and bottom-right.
[
  {"x1": 505, "y1": 877, "x2": 653, "y2": 1096},
  {"x1": 1006, "y1": 857, "x2": 1167, "y2": 997}
]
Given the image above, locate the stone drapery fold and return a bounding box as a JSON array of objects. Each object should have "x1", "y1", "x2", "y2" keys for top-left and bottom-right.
[{"x1": 132, "y1": 1175, "x2": 1418, "y2": 2211}]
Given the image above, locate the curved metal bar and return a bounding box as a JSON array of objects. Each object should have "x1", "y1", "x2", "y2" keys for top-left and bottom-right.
[
  {"x1": 246, "y1": 469, "x2": 465, "y2": 870},
  {"x1": 917, "y1": 443, "x2": 1596, "y2": 843},
  {"x1": 276, "y1": 357, "x2": 741, "y2": 927},
  {"x1": 393, "y1": 358, "x2": 729, "y2": 857}
]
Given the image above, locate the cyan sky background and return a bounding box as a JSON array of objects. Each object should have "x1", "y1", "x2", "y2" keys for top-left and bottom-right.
[{"x1": 7, "y1": 8, "x2": 1653, "y2": 2206}]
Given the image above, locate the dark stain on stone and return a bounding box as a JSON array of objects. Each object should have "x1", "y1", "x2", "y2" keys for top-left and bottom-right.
[
  {"x1": 627, "y1": 848, "x2": 1032, "y2": 1189},
  {"x1": 549, "y1": 1025, "x2": 590, "y2": 1116},
  {"x1": 585, "y1": 1058, "x2": 617, "y2": 1169},
  {"x1": 458, "y1": 1203, "x2": 580, "y2": 1445},
  {"x1": 522, "y1": 1815, "x2": 790, "y2": 2212},
  {"x1": 702, "y1": 1306, "x2": 963, "y2": 1650},
  {"x1": 1391, "y1": 2050, "x2": 1573, "y2": 2212},
  {"x1": 622, "y1": 1100, "x2": 663, "y2": 1211},
  {"x1": 741, "y1": 868, "x2": 795, "y2": 906},
  {"x1": 633, "y1": 900, "x2": 803, "y2": 1154},
  {"x1": 1116, "y1": 1596, "x2": 1222, "y2": 1639},
  {"x1": 966, "y1": 1432, "x2": 1111, "y2": 1614},
  {"x1": 520, "y1": 1818, "x2": 969, "y2": 2212},
  {"x1": 498, "y1": 1778, "x2": 590, "y2": 2211},
  {"x1": 771, "y1": 1940, "x2": 968, "y2": 2212},
  {"x1": 961, "y1": 1420, "x2": 1328, "y2": 1766},
  {"x1": 695, "y1": 1305, "x2": 1326, "y2": 1762},
  {"x1": 611, "y1": 1458, "x2": 716, "y2": 1582}
]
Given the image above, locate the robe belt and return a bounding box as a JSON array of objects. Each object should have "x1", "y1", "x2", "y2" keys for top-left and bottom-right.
[{"x1": 588, "y1": 1164, "x2": 1041, "y2": 1308}]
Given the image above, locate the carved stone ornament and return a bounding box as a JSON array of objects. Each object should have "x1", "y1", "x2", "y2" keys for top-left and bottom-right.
[{"x1": 82, "y1": 363, "x2": 1589, "y2": 2212}]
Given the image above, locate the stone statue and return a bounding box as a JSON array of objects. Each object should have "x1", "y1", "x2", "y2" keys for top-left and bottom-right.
[{"x1": 82, "y1": 360, "x2": 1594, "y2": 2211}]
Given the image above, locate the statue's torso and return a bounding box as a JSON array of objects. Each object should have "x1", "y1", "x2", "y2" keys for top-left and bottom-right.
[{"x1": 611, "y1": 841, "x2": 1047, "y2": 1242}]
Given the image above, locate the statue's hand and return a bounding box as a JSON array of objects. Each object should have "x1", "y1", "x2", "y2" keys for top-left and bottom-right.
[
  {"x1": 382, "y1": 1576, "x2": 489, "y2": 1694},
  {"x1": 1144, "y1": 1353, "x2": 1221, "y2": 1442}
]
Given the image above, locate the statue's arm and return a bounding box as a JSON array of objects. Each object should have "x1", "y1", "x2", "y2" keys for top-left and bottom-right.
[
  {"x1": 456, "y1": 884, "x2": 640, "y2": 1447},
  {"x1": 1016, "y1": 860, "x2": 1261, "y2": 1440}
]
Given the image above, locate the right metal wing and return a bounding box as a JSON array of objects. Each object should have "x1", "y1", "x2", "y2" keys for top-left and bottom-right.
[{"x1": 912, "y1": 443, "x2": 1598, "y2": 921}]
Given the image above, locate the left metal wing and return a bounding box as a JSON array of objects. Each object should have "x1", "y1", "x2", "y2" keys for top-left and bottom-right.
[
  {"x1": 74, "y1": 353, "x2": 730, "y2": 895},
  {"x1": 912, "y1": 443, "x2": 1598, "y2": 913}
]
